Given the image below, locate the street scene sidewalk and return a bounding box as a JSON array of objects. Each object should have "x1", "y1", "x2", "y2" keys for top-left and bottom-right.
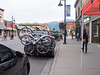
[{"x1": 50, "y1": 38, "x2": 100, "y2": 75}]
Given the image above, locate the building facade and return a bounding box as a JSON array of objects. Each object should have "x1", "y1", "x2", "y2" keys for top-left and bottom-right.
[
  {"x1": 0, "y1": 8, "x2": 17, "y2": 39},
  {"x1": 3, "y1": 20, "x2": 17, "y2": 37},
  {"x1": 74, "y1": 0, "x2": 100, "y2": 43},
  {"x1": 0, "y1": 8, "x2": 6, "y2": 39},
  {"x1": 0, "y1": 8, "x2": 4, "y2": 23},
  {"x1": 66, "y1": 22, "x2": 75, "y2": 36},
  {"x1": 74, "y1": 0, "x2": 82, "y2": 39}
]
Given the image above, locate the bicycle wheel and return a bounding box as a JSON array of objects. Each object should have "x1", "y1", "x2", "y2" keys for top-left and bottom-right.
[
  {"x1": 42, "y1": 36, "x2": 51, "y2": 46},
  {"x1": 18, "y1": 27, "x2": 33, "y2": 39},
  {"x1": 50, "y1": 39, "x2": 56, "y2": 49},
  {"x1": 21, "y1": 35, "x2": 32, "y2": 45},
  {"x1": 36, "y1": 42, "x2": 50, "y2": 54},
  {"x1": 24, "y1": 43, "x2": 34, "y2": 55}
]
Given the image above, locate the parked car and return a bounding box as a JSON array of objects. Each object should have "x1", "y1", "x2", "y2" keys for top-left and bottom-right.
[
  {"x1": 18, "y1": 27, "x2": 56, "y2": 58},
  {"x1": 23, "y1": 31, "x2": 56, "y2": 58},
  {"x1": 0, "y1": 43, "x2": 30, "y2": 75}
]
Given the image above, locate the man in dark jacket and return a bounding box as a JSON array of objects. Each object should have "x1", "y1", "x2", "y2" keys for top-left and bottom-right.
[{"x1": 83, "y1": 29, "x2": 88, "y2": 54}]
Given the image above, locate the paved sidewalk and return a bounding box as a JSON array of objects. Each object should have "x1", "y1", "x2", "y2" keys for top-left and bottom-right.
[{"x1": 50, "y1": 39, "x2": 100, "y2": 75}]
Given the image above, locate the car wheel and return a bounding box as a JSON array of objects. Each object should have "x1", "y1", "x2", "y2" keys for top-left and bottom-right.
[
  {"x1": 50, "y1": 50, "x2": 55, "y2": 58},
  {"x1": 27, "y1": 63, "x2": 30, "y2": 75}
]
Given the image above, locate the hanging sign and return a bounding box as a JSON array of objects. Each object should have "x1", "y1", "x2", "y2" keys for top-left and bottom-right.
[
  {"x1": 66, "y1": 5, "x2": 71, "y2": 17},
  {"x1": 10, "y1": 21, "x2": 12, "y2": 27}
]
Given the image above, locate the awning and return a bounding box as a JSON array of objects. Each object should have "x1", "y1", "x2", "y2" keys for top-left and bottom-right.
[
  {"x1": 6, "y1": 27, "x2": 16, "y2": 31},
  {"x1": 82, "y1": 0, "x2": 100, "y2": 15}
]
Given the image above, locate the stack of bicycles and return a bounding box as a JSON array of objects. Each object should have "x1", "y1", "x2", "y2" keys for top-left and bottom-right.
[{"x1": 18, "y1": 27, "x2": 56, "y2": 57}]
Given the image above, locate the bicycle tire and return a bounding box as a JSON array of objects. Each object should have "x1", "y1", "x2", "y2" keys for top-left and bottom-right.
[
  {"x1": 36, "y1": 42, "x2": 50, "y2": 54},
  {"x1": 21, "y1": 35, "x2": 32, "y2": 45},
  {"x1": 18, "y1": 27, "x2": 33, "y2": 39},
  {"x1": 42, "y1": 36, "x2": 51, "y2": 46}
]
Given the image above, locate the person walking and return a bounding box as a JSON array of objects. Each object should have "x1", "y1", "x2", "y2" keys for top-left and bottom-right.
[
  {"x1": 3, "y1": 32, "x2": 7, "y2": 41},
  {"x1": 83, "y1": 29, "x2": 88, "y2": 54},
  {"x1": 3, "y1": 32, "x2": 5, "y2": 41},
  {"x1": 72, "y1": 32, "x2": 74, "y2": 39},
  {"x1": 5, "y1": 32, "x2": 7, "y2": 40},
  {"x1": 77, "y1": 32, "x2": 79, "y2": 41},
  {"x1": 10, "y1": 34, "x2": 13, "y2": 40}
]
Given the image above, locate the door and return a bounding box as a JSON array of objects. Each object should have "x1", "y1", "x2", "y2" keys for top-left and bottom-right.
[
  {"x1": 0, "y1": 45, "x2": 23, "y2": 75},
  {"x1": 92, "y1": 24, "x2": 99, "y2": 43}
]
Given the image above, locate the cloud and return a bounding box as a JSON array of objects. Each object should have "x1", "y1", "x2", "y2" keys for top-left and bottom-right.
[{"x1": 0, "y1": 0, "x2": 75, "y2": 23}]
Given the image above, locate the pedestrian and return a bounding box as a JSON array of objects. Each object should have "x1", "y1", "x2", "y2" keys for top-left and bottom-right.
[
  {"x1": 83, "y1": 29, "x2": 88, "y2": 54},
  {"x1": 10, "y1": 34, "x2": 13, "y2": 40},
  {"x1": 5, "y1": 32, "x2": 7, "y2": 40},
  {"x1": 3, "y1": 32, "x2": 5, "y2": 41},
  {"x1": 72, "y1": 32, "x2": 73, "y2": 39},
  {"x1": 3, "y1": 32, "x2": 7, "y2": 41},
  {"x1": 77, "y1": 32, "x2": 79, "y2": 41}
]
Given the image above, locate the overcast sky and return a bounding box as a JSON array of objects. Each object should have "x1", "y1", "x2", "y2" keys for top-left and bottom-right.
[{"x1": 0, "y1": 0, "x2": 76, "y2": 23}]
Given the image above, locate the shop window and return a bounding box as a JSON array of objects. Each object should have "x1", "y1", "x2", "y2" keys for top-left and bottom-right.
[{"x1": 93, "y1": 25, "x2": 98, "y2": 37}]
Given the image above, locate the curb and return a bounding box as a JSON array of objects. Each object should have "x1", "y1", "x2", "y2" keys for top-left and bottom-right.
[
  {"x1": 49, "y1": 40, "x2": 62, "y2": 75},
  {"x1": 40, "y1": 58, "x2": 53, "y2": 75}
]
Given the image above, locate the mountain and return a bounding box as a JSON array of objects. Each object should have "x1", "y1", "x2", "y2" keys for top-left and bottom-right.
[
  {"x1": 15, "y1": 22, "x2": 31, "y2": 25},
  {"x1": 15, "y1": 19, "x2": 75, "y2": 31},
  {"x1": 46, "y1": 21, "x2": 60, "y2": 31},
  {"x1": 46, "y1": 19, "x2": 75, "y2": 31}
]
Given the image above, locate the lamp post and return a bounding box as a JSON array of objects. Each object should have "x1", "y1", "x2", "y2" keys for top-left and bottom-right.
[
  {"x1": 58, "y1": 0, "x2": 67, "y2": 44},
  {"x1": 11, "y1": 16, "x2": 15, "y2": 39},
  {"x1": 0, "y1": 14, "x2": 1, "y2": 22}
]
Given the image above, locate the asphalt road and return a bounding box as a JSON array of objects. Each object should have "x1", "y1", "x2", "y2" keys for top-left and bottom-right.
[{"x1": 0, "y1": 38, "x2": 57, "y2": 75}]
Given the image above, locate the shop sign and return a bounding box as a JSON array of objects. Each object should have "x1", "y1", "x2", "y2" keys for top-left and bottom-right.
[{"x1": 84, "y1": 16, "x2": 90, "y2": 22}]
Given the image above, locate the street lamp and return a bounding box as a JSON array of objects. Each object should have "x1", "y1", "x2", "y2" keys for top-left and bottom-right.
[
  {"x1": 0, "y1": 14, "x2": 1, "y2": 18},
  {"x1": 58, "y1": 1, "x2": 63, "y2": 7},
  {"x1": 11, "y1": 16, "x2": 15, "y2": 39},
  {"x1": 58, "y1": 0, "x2": 67, "y2": 44}
]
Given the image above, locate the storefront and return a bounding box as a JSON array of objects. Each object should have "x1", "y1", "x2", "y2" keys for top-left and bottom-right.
[
  {"x1": 76, "y1": 20, "x2": 81, "y2": 39},
  {"x1": 3, "y1": 20, "x2": 18, "y2": 38},
  {"x1": 4, "y1": 28, "x2": 17, "y2": 38},
  {"x1": 92, "y1": 18, "x2": 100, "y2": 43}
]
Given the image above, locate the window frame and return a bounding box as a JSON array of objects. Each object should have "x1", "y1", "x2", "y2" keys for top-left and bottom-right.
[{"x1": 93, "y1": 24, "x2": 98, "y2": 37}]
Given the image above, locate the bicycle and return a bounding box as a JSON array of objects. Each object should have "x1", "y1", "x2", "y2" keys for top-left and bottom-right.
[{"x1": 18, "y1": 27, "x2": 55, "y2": 56}]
